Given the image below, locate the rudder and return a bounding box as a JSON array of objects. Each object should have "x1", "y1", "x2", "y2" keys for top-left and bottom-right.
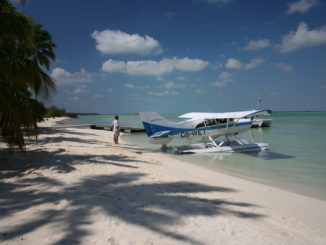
[{"x1": 138, "y1": 112, "x2": 171, "y2": 137}]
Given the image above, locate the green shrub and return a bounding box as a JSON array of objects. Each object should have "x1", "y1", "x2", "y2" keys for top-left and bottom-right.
[
  {"x1": 46, "y1": 106, "x2": 66, "y2": 118},
  {"x1": 45, "y1": 106, "x2": 78, "y2": 118},
  {"x1": 65, "y1": 112, "x2": 78, "y2": 118}
]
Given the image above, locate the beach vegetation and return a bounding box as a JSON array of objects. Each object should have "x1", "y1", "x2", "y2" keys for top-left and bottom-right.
[
  {"x1": 0, "y1": 0, "x2": 56, "y2": 151},
  {"x1": 46, "y1": 106, "x2": 78, "y2": 119}
]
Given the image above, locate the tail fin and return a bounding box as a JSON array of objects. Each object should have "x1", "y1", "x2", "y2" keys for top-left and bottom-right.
[
  {"x1": 139, "y1": 112, "x2": 171, "y2": 137},
  {"x1": 139, "y1": 112, "x2": 170, "y2": 125}
]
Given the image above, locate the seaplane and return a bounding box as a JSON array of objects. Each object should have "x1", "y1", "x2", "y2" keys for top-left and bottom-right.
[{"x1": 139, "y1": 109, "x2": 272, "y2": 154}]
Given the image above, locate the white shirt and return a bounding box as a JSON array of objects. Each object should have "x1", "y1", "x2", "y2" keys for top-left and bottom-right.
[{"x1": 112, "y1": 119, "x2": 119, "y2": 131}]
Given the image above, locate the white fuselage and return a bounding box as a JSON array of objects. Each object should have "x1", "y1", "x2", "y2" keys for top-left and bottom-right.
[
  {"x1": 148, "y1": 119, "x2": 252, "y2": 144},
  {"x1": 172, "y1": 120, "x2": 251, "y2": 139}
]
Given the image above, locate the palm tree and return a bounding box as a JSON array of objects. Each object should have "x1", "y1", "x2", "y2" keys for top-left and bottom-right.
[{"x1": 0, "y1": 0, "x2": 56, "y2": 151}]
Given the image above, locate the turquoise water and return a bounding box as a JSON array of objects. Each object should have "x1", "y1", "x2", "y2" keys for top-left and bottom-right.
[{"x1": 62, "y1": 112, "x2": 326, "y2": 200}]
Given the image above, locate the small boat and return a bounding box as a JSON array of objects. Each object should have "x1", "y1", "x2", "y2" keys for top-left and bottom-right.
[
  {"x1": 251, "y1": 116, "x2": 272, "y2": 128},
  {"x1": 251, "y1": 118, "x2": 263, "y2": 128},
  {"x1": 251, "y1": 98, "x2": 273, "y2": 127},
  {"x1": 261, "y1": 118, "x2": 272, "y2": 127}
]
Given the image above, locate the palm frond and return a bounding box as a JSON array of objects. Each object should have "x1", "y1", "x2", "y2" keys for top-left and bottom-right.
[{"x1": 0, "y1": 0, "x2": 56, "y2": 151}]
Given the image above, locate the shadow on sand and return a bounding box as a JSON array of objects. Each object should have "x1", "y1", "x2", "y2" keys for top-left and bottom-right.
[
  {"x1": 0, "y1": 128, "x2": 265, "y2": 244},
  {"x1": 0, "y1": 148, "x2": 152, "y2": 175},
  {"x1": 0, "y1": 171, "x2": 264, "y2": 244}
]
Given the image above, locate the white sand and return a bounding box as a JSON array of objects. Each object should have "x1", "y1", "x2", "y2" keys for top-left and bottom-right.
[
  {"x1": 0, "y1": 126, "x2": 325, "y2": 245},
  {"x1": 37, "y1": 117, "x2": 73, "y2": 127}
]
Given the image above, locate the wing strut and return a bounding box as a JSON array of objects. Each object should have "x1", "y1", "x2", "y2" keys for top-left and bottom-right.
[{"x1": 208, "y1": 136, "x2": 218, "y2": 147}]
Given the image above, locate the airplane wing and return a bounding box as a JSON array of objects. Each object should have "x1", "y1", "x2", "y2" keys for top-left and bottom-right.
[
  {"x1": 179, "y1": 109, "x2": 272, "y2": 119},
  {"x1": 149, "y1": 130, "x2": 171, "y2": 138}
]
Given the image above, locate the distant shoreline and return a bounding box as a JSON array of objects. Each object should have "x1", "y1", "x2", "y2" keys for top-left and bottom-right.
[{"x1": 72, "y1": 111, "x2": 326, "y2": 116}]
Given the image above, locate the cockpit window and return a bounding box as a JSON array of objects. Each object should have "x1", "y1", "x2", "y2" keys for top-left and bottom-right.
[{"x1": 195, "y1": 118, "x2": 234, "y2": 128}]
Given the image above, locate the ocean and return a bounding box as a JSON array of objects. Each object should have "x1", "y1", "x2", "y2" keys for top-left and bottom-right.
[{"x1": 62, "y1": 112, "x2": 326, "y2": 200}]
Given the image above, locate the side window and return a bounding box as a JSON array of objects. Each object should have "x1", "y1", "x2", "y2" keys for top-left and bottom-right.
[{"x1": 205, "y1": 119, "x2": 216, "y2": 126}]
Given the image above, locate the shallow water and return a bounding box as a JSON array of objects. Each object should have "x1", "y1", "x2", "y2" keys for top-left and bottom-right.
[{"x1": 63, "y1": 112, "x2": 326, "y2": 200}]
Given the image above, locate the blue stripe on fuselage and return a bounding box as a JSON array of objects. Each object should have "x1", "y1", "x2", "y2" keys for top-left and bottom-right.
[{"x1": 142, "y1": 121, "x2": 251, "y2": 138}]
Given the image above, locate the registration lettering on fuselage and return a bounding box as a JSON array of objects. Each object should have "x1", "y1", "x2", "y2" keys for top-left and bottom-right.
[{"x1": 180, "y1": 129, "x2": 206, "y2": 138}]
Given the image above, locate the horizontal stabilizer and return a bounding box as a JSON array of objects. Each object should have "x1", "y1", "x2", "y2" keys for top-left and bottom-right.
[{"x1": 150, "y1": 130, "x2": 171, "y2": 138}]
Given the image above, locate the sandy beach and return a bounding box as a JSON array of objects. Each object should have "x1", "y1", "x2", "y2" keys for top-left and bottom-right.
[
  {"x1": 0, "y1": 118, "x2": 326, "y2": 245},
  {"x1": 37, "y1": 117, "x2": 74, "y2": 127}
]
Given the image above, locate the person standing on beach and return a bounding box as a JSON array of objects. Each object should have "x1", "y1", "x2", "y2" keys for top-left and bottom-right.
[{"x1": 111, "y1": 115, "x2": 120, "y2": 144}]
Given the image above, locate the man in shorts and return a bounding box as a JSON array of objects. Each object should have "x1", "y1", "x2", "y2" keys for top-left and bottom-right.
[{"x1": 111, "y1": 115, "x2": 120, "y2": 144}]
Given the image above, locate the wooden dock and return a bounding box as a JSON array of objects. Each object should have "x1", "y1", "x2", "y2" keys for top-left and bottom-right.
[
  {"x1": 39, "y1": 124, "x2": 146, "y2": 133},
  {"x1": 90, "y1": 125, "x2": 145, "y2": 133}
]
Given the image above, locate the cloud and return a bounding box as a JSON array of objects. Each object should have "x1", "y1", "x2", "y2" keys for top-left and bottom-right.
[
  {"x1": 93, "y1": 94, "x2": 104, "y2": 99},
  {"x1": 211, "y1": 72, "x2": 233, "y2": 87},
  {"x1": 68, "y1": 96, "x2": 79, "y2": 101},
  {"x1": 225, "y1": 58, "x2": 242, "y2": 69},
  {"x1": 287, "y1": 0, "x2": 318, "y2": 14},
  {"x1": 156, "y1": 76, "x2": 166, "y2": 81},
  {"x1": 243, "y1": 58, "x2": 265, "y2": 69},
  {"x1": 211, "y1": 81, "x2": 228, "y2": 87},
  {"x1": 225, "y1": 58, "x2": 265, "y2": 70},
  {"x1": 124, "y1": 83, "x2": 150, "y2": 89},
  {"x1": 73, "y1": 88, "x2": 88, "y2": 94},
  {"x1": 102, "y1": 59, "x2": 126, "y2": 73},
  {"x1": 278, "y1": 22, "x2": 326, "y2": 52},
  {"x1": 91, "y1": 29, "x2": 162, "y2": 55},
  {"x1": 102, "y1": 57, "x2": 209, "y2": 76},
  {"x1": 165, "y1": 11, "x2": 176, "y2": 20},
  {"x1": 244, "y1": 39, "x2": 271, "y2": 51},
  {"x1": 51, "y1": 68, "x2": 94, "y2": 85},
  {"x1": 148, "y1": 90, "x2": 178, "y2": 96},
  {"x1": 276, "y1": 62, "x2": 293, "y2": 72},
  {"x1": 163, "y1": 81, "x2": 186, "y2": 89},
  {"x1": 124, "y1": 83, "x2": 138, "y2": 89},
  {"x1": 174, "y1": 57, "x2": 209, "y2": 71},
  {"x1": 126, "y1": 59, "x2": 175, "y2": 76},
  {"x1": 195, "y1": 89, "x2": 206, "y2": 94},
  {"x1": 219, "y1": 71, "x2": 232, "y2": 80},
  {"x1": 211, "y1": 62, "x2": 223, "y2": 70},
  {"x1": 176, "y1": 76, "x2": 185, "y2": 81}
]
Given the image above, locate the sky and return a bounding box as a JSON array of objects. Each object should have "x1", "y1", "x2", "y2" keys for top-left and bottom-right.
[{"x1": 14, "y1": 0, "x2": 326, "y2": 113}]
